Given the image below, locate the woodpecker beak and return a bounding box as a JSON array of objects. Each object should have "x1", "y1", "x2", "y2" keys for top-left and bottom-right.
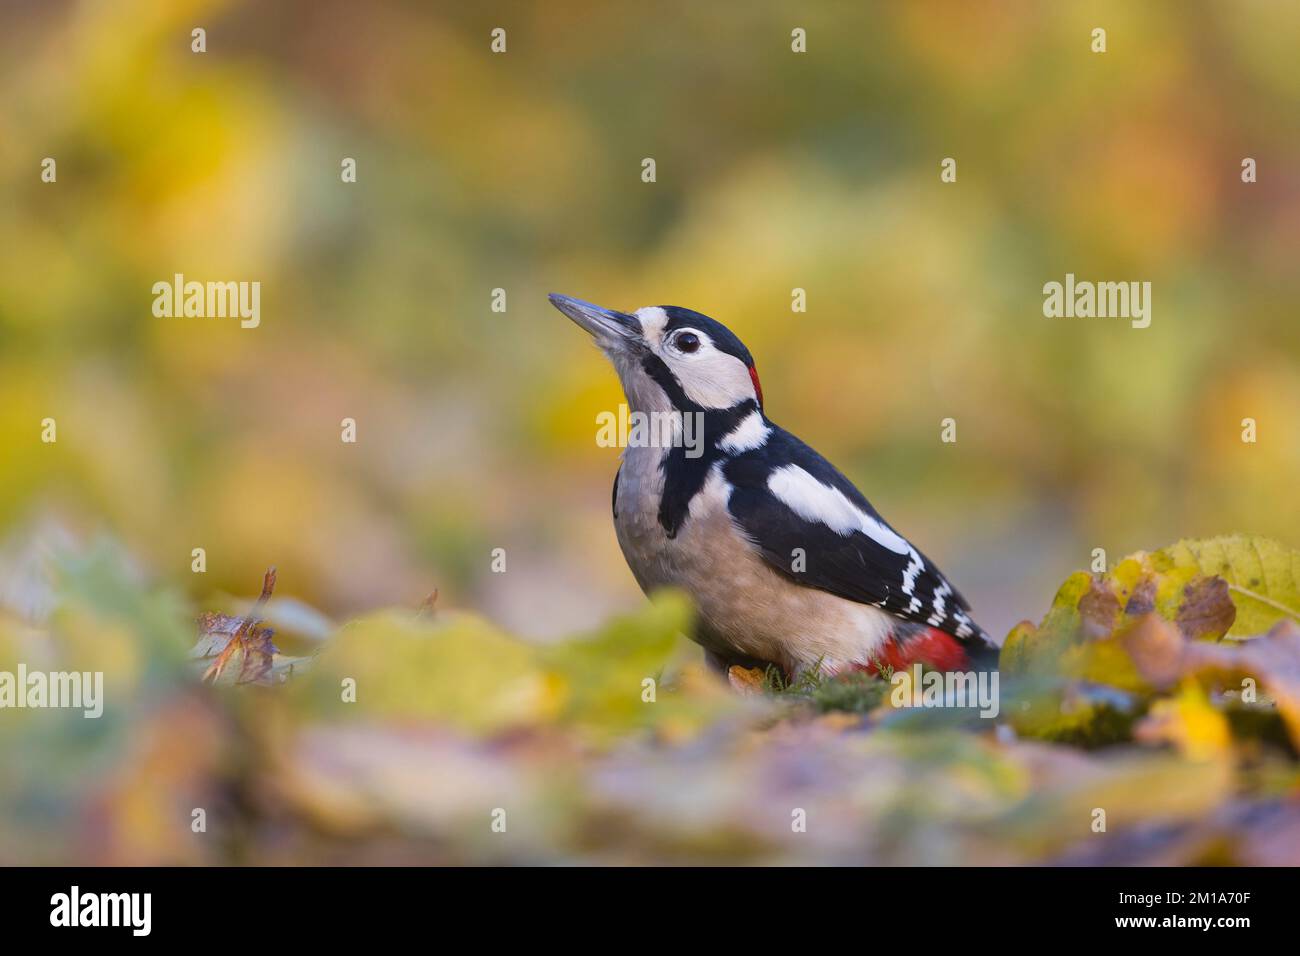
[{"x1": 548, "y1": 294, "x2": 640, "y2": 349}]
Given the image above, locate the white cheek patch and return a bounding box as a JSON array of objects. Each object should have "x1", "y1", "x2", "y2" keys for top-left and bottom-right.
[
  {"x1": 634, "y1": 308, "x2": 758, "y2": 410},
  {"x1": 719, "y1": 409, "x2": 771, "y2": 453},
  {"x1": 672, "y1": 350, "x2": 756, "y2": 409}
]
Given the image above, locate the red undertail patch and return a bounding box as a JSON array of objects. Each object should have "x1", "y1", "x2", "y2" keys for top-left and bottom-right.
[{"x1": 865, "y1": 627, "x2": 970, "y2": 675}]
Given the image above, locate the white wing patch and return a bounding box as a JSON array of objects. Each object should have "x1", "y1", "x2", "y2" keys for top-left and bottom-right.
[
  {"x1": 766, "y1": 463, "x2": 929, "y2": 598},
  {"x1": 766, "y1": 465, "x2": 909, "y2": 553}
]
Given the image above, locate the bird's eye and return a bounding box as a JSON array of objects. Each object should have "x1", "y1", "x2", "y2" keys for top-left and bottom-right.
[{"x1": 675, "y1": 332, "x2": 701, "y2": 353}]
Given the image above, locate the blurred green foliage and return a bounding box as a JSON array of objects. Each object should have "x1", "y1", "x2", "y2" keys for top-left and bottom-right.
[{"x1": 1, "y1": 535, "x2": 1297, "y2": 864}]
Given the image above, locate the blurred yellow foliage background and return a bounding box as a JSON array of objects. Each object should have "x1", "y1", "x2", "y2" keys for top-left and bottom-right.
[{"x1": 2, "y1": 0, "x2": 1298, "y2": 643}]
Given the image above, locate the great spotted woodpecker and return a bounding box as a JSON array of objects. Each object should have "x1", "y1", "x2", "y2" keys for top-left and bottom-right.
[{"x1": 549, "y1": 294, "x2": 998, "y2": 679}]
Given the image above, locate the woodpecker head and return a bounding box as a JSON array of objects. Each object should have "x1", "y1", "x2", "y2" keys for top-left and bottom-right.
[{"x1": 548, "y1": 294, "x2": 764, "y2": 415}]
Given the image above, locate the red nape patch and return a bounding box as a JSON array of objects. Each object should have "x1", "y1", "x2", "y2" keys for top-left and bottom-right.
[
  {"x1": 748, "y1": 365, "x2": 764, "y2": 407},
  {"x1": 862, "y1": 628, "x2": 970, "y2": 675}
]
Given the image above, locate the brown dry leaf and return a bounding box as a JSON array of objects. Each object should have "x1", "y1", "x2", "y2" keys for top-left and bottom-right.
[
  {"x1": 1106, "y1": 572, "x2": 1234, "y2": 642},
  {"x1": 1079, "y1": 577, "x2": 1122, "y2": 639},
  {"x1": 727, "y1": 665, "x2": 766, "y2": 697},
  {"x1": 1119, "y1": 615, "x2": 1186, "y2": 689},
  {"x1": 415, "y1": 588, "x2": 439, "y2": 620},
  {"x1": 192, "y1": 568, "x2": 281, "y2": 686},
  {"x1": 1006, "y1": 566, "x2": 1237, "y2": 682},
  {"x1": 1175, "y1": 576, "x2": 1236, "y2": 641},
  {"x1": 1122, "y1": 576, "x2": 1157, "y2": 618}
]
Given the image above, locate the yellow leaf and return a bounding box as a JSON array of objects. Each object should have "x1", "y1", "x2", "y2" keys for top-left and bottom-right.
[
  {"x1": 1147, "y1": 535, "x2": 1300, "y2": 637},
  {"x1": 1135, "y1": 681, "x2": 1231, "y2": 761}
]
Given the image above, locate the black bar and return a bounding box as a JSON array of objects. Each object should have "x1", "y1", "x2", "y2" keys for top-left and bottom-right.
[{"x1": 1, "y1": 866, "x2": 1281, "y2": 940}]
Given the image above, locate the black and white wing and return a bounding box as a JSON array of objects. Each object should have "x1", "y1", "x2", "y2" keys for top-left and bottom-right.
[{"x1": 722, "y1": 425, "x2": 991, "y2": 648}]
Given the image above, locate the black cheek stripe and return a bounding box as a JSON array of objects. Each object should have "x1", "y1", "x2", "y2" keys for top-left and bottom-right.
[{"x1": 656, "y1": 399, "x2": 758, "y2": 538}]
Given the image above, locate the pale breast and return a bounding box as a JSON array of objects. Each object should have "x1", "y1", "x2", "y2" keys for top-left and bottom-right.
[{"x1": 613, "y1": 450, "x2": 895, "y2": 674}]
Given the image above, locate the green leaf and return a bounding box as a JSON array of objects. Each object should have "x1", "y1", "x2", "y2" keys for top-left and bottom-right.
[
  {"x1": 541, "y1": 590, "x2": 742, "y2": 742},
  {"x1": 293, "y1": 609, "x2": 552, "y2": 733},
  {"x1": 290, "y1": 591, "x2": 736, "y2": 741}
]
